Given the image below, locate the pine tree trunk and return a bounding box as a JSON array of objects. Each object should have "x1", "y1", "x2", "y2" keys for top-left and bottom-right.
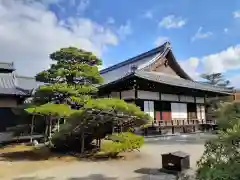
[
  {"x1": 44, "y1": 117, "x2": 48, "y2": 143},
  {"x1": 30, "y1": 115, "x2": 35, "y2": 143},
  {"x1": 99, "y1": 139, "x2": 101, "y2": 149},
  {"x1": 81, "y1": 131, "x2": 85, "y2": 154},
  {"x1": 57, "y1": 118, "x2": 60, "y2": 132},
  {"x1": 49, "y1": 117, "x2": 52, "y2": 139}
]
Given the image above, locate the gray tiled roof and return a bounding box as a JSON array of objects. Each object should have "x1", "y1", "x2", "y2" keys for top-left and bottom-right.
[
  {"x1": 16, "y1": 76, "x2": 44, "y2": 91},
  {"x1": 0, "y1": 88, "x2": 26, "y2": 95},
  {"x1": 0, "y1": 73, "x2": 27, "y2": 95},
  {"x1": 0, "y1": 73, "x2": 16, "y2": 89},
  {"x1": 0, "y1": 62, "x2": 15, "y2": 70},
  {"x1": 135, "y1": 71, "x2": 233, "y2": 94}
]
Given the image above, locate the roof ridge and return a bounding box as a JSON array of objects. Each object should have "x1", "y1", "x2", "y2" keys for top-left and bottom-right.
[
  {"x1": 140, "y1": 70, "x2": 184, "y2": 79},
  {"x1": 100, "y1": 42, "x2": 169, "y2": 74},
  {"x1": 16, "y1": 75, "x2": 35, "y2": 79},
  {"x1": 0, "y1": 62, "x2": 13, "y2": 64}
]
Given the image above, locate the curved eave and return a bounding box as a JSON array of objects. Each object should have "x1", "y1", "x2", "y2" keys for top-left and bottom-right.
[
  {"x1": 168, "y1": 50, "x2": 192, "y2": 80},
  {"x1": 134, "y1": 71, "x2": 233, "y2": 95},
  {"x1": 98, "y1": 71, "x2": 233, "y2": 96}
]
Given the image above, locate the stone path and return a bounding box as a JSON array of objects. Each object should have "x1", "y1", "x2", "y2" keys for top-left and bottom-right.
[{"x1": 4, "y1": 143, "x2": 204, "y2": 180}]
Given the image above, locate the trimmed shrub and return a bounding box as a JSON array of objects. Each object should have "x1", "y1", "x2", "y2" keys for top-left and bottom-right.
[
  {"x1": 97, "y1": 140, "x2": 124, "y2": 158},
  {"x1": 105, "y1": 132, "x2": 144, "y2": 152},
  {"x1": 97, "y1": 133, "x2": 144, "y2": 158}
]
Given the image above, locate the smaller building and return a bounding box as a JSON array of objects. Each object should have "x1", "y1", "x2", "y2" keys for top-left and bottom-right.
[
  {"x1": 0, "y1": 62, "x2": 43, "y2": 131},
  {"x1": 234, "y1": 90, "x2": 240, "y2": 101}
]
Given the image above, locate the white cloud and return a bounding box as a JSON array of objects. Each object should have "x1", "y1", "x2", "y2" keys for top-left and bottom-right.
[
  {"x1": 233, "y1": 10, "x2": 240, "y2": 18},
  {"x1": 0, "y1": 0, "x2": 118, "y2": 76},
  {"x1": 182, "y1": 45, "x2": 240, "y2": 84},
  {"x1": 202, "y1": 45, "x2": 240, "y2": 73},
  {"x1": 143, "y1": 11, "x2": 153, "y2": 19},
  {"x1": 154, "y1": 36, "x2": 169, "y2": 46},
  {"x1": 117, "y1": 20, "x2": 132, "y2": 39},
  {"x1": 191, "y1": 27, "x2": 213, "y2": 42},
  {"x1": 224, "y1": 28, "x2": 229, "y2": 33},
  {"x1": 229, "y1": 75, "x2": 240, "y2": 88},
  {"x1": 159, "y1": 15, "x2": 186, "y2": 29},
  {"x1": 180, "y1": 57, "x2": 201, "y2": 80},
  {"x1": 107, "y1": 17, "x2": 115, "y2": 24}
]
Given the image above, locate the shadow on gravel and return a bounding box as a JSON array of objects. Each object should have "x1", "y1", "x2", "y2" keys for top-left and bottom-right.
[
  {"x1": 12, "y1": 177, "x2": 55, "y2": 180},
  {"x1": 12, "y1": 174, "x2": 118, "y2": 180},
  {"x1": 134, "y1": 168, "x2": 177, "y2": 180},
  {"x1": 68, "y1": 174, "x2": 118, "y2": 180}
]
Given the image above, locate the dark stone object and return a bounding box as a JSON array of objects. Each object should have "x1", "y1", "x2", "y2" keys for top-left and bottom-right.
[{"x1": 162, "y1": 151, "x2": 190, "y2": 172}]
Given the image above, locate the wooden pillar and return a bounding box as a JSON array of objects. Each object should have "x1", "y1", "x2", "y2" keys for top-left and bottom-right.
[
  {"x1": 171, "y1": 120, "x2": 174, "y2": 134},
  {"x1": 133, "y1": 79, "x2": 137, "y2": 99},
  {"x1": 193, "y1": 120, "x2": 196, "y2": 132}
]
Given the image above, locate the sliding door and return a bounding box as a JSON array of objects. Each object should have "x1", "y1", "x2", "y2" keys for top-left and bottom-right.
[
  {"x1": 197, "y1": 104, "x2": 206, "y2": 122},
  {"x1": 171, "y1": 103, "x2": 187, "y2": 119},
  {"x1": 144, "y1": 101, "x2": 155, "y2": 119}
]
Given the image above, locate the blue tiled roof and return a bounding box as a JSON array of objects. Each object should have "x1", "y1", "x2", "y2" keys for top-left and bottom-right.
[
  {"x1": 100, "y1": 43, "x2": 167, "y2": 74},
  {"x1": 100, "y1": 42, "x2": 169, "y2": 85}
]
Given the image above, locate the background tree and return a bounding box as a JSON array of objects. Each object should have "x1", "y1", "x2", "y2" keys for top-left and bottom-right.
[
  {"x1": 200, "y1": 73, "x2": 235, "y2": 125},
  {"x1": 216, "y1": 102, "x2": 240, "y2": 131},
  {"x1": 200, "y1": 73, "x2": 233, "y2": 89}
]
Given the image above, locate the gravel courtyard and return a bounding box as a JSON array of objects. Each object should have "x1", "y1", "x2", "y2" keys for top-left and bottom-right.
[{"x1": 3, "y1": 134, "x2": 211, "y2": 180}]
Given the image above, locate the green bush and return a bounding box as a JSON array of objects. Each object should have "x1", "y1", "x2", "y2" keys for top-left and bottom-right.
[
  {"x1": 217, "y1": 102, "x2": 240, "y2": 131},
  {"x1": 197, "y1": 124, "x2": 240, "y2": 180}
]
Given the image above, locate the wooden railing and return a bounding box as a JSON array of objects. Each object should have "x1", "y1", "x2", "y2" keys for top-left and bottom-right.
[{"x1": 149, "y1": 119, "x2": 217, "y2": 127}]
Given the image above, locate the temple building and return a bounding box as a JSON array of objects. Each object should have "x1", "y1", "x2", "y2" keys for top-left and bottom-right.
[{"x1": 98, "y1": 42, "x2": 233, "y2": 134}]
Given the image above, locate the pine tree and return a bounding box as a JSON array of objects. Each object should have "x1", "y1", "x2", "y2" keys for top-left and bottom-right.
[
  {"x1": 34, "y1": 47, "x2": 103, "y2": 107},
  {"x1": 26, "y1": 47, "x2": 150, "y2": 153}
]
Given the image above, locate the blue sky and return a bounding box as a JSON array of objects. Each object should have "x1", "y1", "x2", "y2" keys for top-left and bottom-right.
[{"x1": 0, "y1": 0, "x2": 240, "y2": 87}]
